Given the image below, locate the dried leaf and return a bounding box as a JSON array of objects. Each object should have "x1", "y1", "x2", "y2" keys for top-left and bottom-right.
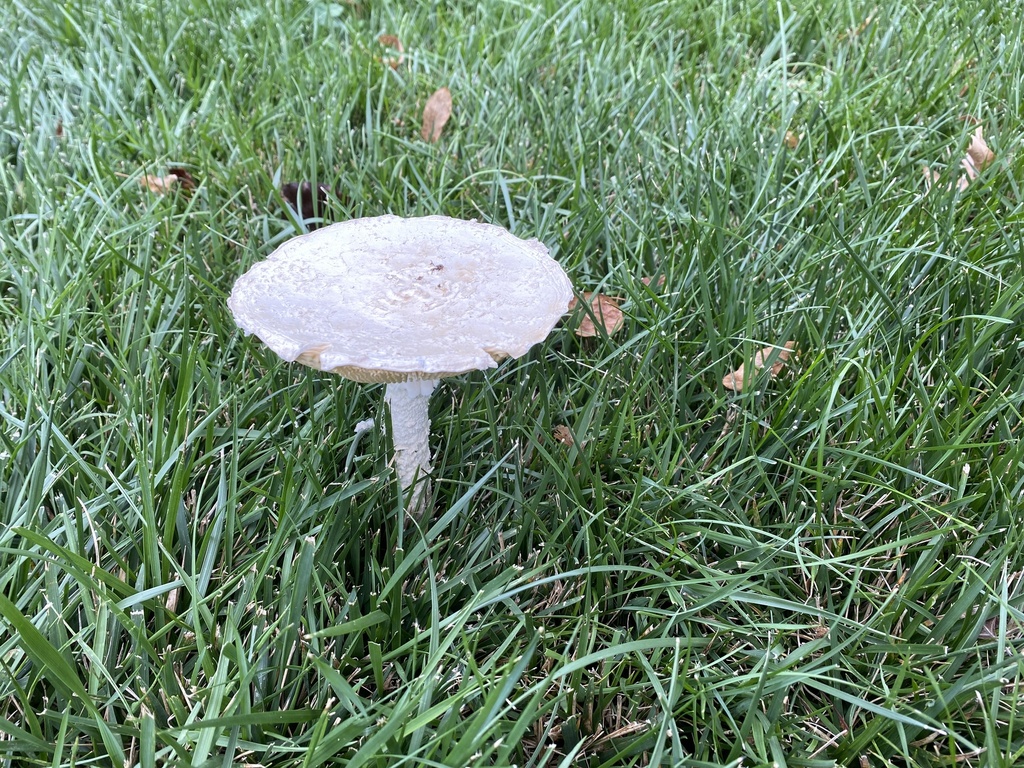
[
  {"x1": 569, "y1": 292, "x2": 624, "y2": 337},
  {"x1": 925, "y1": 124, "x2": 996, "y2": 192},
  {"x1": 552, "y1": 425, "x2": 574, "y2": 447},
  {"x1": 722, "y1": 341, "x2": 795, "y2": 392},
  {"x1": 852, "y1": 10, "x2": 876, "y2": 37},
  {"x1": 980, "y1": 615, "x2": 1024, "y2": 640},
  {"x1": 421, "y1": 87, "x2": 452, "y2": 143},
  {"x1": 281, "y1": 181, "x2": 334, "y2": 228},
  {"x1": 139, "y1": 174, "x2": 179, "y2": 194},
  {"x1": 962, "y1": 125, "x2": 994, "y2": 178},
  {"x1": 377, "y1": 34, "x2": 404, "y2": 69},
  {"x1": 784, "y1": 130, "x2": 800, "y2": 149},
  {"x1": 923, "y1": 165, "x2": 970, "y2": 192},
  {"x1": 167, "y1": 165, "x2": 196, "y2": 191},
  {"x1": 136, "y1": 166, "x2": 196, "y2": 195},
  {"x1": 641, "y1": 275, "x2": 666, "y2": 289}
]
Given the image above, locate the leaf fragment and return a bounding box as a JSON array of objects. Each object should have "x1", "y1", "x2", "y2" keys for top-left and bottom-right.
[
  {"x1": 722, "y1": 341, "x2": 795, "y2": 392},
  {"x1": 167, "y1": 165, "x2": 196, "y2": 191},
  {"x1": 421, "y1": 87, "x2": 452, "y2": 143},
  {"x1": 922, "y1": 166, "x2": 953, "y2": 191},
  {"x1": 569, "y1": 292, "x2": 624, "y2": 337},
  {"x1": 138, "y1": 174, "x2": 179, "y2": 194},
  {"x1": 840, "y1": 10, "x2": 876, "y2": 40},
  {"x1": 552, "y1": 425, "x2": 574, "y2": 447},
  {"x1": 281, "y1": 181, "x2": 334, "y2": 228},
  {"x1": 641, "y1": 275, "x2": 666, "y2": 289},
  {"x1": 377, "y1": 34, "x2": 404, "y2": 69},
  {"x1": 924, "y1": 124, "x2": 996, "y2": 192},
  {"x1": 137, "y1": 166, "x2": 196, "y2": 195},
  {"x1": 961, "y1": 125, "x2": 994, "y2": 178}
]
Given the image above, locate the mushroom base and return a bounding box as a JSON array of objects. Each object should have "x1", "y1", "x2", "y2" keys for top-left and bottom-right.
[{"x1": 384, "y1": 379, "x2": 438, "y2": 516}]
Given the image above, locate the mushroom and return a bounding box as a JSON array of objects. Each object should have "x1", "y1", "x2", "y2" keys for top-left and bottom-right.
[{"x1": 228, "y1": 215, "x2": 573, "y2": 515}]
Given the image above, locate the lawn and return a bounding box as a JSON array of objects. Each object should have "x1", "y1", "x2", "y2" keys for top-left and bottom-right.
[{"x1": 2, "y1": 0, "x2": 1024, "y2": 765}]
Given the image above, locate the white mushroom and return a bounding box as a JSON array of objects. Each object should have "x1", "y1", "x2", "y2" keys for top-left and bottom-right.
[{"x1": 228, "y1": 215, "x2": 573, "y2": 516}]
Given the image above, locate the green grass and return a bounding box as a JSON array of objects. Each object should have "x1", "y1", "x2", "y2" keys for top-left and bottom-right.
[{"x1": 2, "y1": 0, "x2": 1024, "y2": 765}]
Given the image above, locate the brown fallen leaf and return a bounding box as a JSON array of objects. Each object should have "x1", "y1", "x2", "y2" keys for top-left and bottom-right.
[
  {"x1": 167, "y1": 165, "x2": 196, "y2": 191},
  {"x1": 722, "y1": 341, "x2": 795, "y2": 392},
  {"x1": 281, "y1": 181, "x2": 334, "y2": 228},
  {"x1": 979, "y1": 614, "x2": 1024, "y2": 640},
  {"x1": 377, "y1": 34, "x2": 404, "y2": 69},
  {"x1": 569, "y1": 292, "x2": 624, "y2": 337},
  {"x1": 552, "y1": 425, "x2": 574, "y2": 447},
  {"x1": 840, "y1": 9, "x2": 876, "y2": 41},
  {"x1": 421, "y1": 87, "x2": 452, "y2": 143},
  {"x1": 641, "y1": 275, "x2": 666, "y2": 289},
  {"x1": 784, "y1": 130, "x2": 800, "y2": 149},
  {"x1": 961, "y1": 125, "x2": 994, "y2": 179},
  {"x1": 135, "y1": 166, "x2": 196, "y2": 195},
  {"x1": 924, "y1": 124, "x2": 996, "y2": 192},
  {"x1": 923, "y1": 166, "x2": 947, "y2": 191},
  {"x1": 138, "y1": 174, "x2": 179, "y2": 194},
  {"x1": 923, "y1": 165, "x2": 974, "y2": 192}
]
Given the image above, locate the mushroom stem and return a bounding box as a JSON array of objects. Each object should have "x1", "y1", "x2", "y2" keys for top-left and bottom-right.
[{"x1": 384, "y1": 379, "x2": 439, "y2": 515}]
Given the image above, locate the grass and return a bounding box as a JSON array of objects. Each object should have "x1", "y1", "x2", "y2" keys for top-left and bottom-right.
[{"x1": 2, "y1": 0, "x2": 1024, "y2": 765}]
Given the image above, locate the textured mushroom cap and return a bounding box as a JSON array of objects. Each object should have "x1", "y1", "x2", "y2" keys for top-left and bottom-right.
[{"x1": 228, "y1": 215, "x2": 573, "y2": 382}]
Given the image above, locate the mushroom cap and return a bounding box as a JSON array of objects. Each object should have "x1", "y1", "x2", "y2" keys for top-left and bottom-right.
[{"x1": 228, "y1": 215, "x2": 573, "y2": 382}]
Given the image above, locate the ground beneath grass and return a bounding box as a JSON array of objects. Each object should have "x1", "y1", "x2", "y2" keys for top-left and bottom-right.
[{"x1": 2, "y1": 0, "x2": 1023, "y2": 766}]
